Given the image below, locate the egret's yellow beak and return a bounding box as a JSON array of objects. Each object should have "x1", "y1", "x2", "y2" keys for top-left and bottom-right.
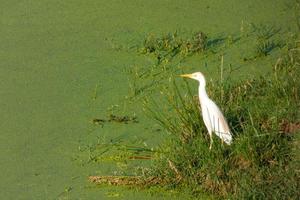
[{"x1": 180, "y1": 74, "x2": 193, "y2": 78}]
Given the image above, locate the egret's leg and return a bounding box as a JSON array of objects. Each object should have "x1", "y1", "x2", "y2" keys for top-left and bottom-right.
[{"x1": 209, "y1": 134, "x2": 213, "y2": 150}]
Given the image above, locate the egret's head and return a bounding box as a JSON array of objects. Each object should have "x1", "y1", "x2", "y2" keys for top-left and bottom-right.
[{"x1": 180, "y1": 72, "x2": 205, "y2": 83}]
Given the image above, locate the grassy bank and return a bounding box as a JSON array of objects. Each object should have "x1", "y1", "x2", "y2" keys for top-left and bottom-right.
[{"x1": 142, "y1": 40, "x2": 300, "y2": 199}]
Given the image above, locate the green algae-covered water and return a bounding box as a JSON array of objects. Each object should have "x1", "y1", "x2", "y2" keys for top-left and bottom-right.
[{"x1": 0, "y1": 1, "x2": 298, "y2": 199}]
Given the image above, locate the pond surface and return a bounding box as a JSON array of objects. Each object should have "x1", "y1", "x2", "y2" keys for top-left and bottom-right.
[{"x1": 0, "y1": 0, "x2": 296, "y2": 199}]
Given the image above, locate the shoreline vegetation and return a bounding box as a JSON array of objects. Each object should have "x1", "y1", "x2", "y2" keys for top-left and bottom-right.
[
  {"x1": 88, "y1": 39, "x2": 299, "y2": 198},
  {"x1": 87, "y1": 10, "x2": 300, "y2": 199}
]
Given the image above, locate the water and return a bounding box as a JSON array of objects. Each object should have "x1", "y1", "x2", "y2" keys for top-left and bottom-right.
[{"x1": 0, "y1": 0, "x2": 296, "y2": 199}]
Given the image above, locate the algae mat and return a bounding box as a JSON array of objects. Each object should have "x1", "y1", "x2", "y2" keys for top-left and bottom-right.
[{"x1": 0, "y1": 0, "x2": 297, "y2": 199}]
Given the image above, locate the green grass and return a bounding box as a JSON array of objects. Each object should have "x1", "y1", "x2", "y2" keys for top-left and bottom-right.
[
  {"x1": 140, "y1": 31, "x2": 209, "y2": 64},
  {"x1": 126, "y1": 30, "x2": 230, "y2": 101},
  {"x1": 141, "y1": 40, "x2": 300, "y2": 199}
]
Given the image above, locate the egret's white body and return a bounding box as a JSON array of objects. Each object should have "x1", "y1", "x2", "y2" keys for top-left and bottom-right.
[{"x1": 181, "y1": 72, "x2": 232, "y2": 149}]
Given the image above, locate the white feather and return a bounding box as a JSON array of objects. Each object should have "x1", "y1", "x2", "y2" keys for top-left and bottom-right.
[
  {"x1": 201, "y1": 99, "x2": 232, "y2": 145},
  {"x1": 181, "y1": 71, "x2": 233, "y2": 148}
]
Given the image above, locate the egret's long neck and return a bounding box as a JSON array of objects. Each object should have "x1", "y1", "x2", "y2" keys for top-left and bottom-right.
[{"x1": 198, "y1": 77, "x2": 208, "y2": 103}]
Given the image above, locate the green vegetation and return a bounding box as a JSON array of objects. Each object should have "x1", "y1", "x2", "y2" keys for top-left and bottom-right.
[
  {"x1": 88, "y1": 26, "x2": 299, "y2": 198},
  {"x1": 252, "y1": 24, "x2": 280, "y2": 57},
  {"x1": 141, "y1": 41, "x2": 300, "y2": 199},
  {"x1": 92, "y1": 114, "x2": 138, "y2": 127},
  {"x1": 75, "y1": 136, "x2": 154, "y2": 165},
  {"x1": 87, "y1": 16, "x2": 300, "y2": 198},
  {"x1": 127, "y1": 31, "x2": 229, "y2": 100},
  {"x1": 140, "y1": 31, "x2": 209, "y2": 64},
  {"x1": 255, "y1": 40, "x2": 276, "y2": 57}
]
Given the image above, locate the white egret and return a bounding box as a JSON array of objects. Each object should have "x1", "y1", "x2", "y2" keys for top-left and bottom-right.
[{"x1": 181, "y1": 72, "x2": 232, "y2": 149}]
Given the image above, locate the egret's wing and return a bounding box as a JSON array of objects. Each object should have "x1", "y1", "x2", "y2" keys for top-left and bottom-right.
[{"x1": 206, "y1": 100, "x2": 232, "y2": 145}]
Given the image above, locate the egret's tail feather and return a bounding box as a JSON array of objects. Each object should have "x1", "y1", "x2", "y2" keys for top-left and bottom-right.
[
  {"x1": 215, "y1": 131, "x2": 232, "y2": 145},
  {"x1": 221, "y1": 132, "x2": 232, "y2": 145}
]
